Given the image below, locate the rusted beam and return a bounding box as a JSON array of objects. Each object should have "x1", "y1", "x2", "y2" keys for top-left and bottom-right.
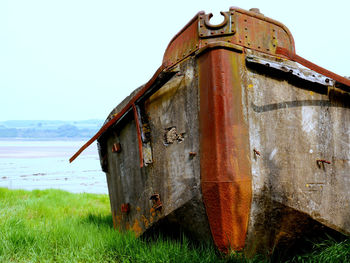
[
  {"x1": 198, "y1": 47, "x2": 252, "y2": 252},
  {"x1": 132, "y1": 104, "x2": 144, "y2": 168},
  {"x1": 276, "y1": 47, "x2": 350, "y2": 88},
  {"x1": 69, "y1": 65, "x2": 176, "y2": 163}
]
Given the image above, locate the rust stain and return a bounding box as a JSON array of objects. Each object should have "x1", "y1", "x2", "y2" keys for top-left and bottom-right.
[
  {"x1": 132, "y1": 219, "x2": 142, "y2": 236},
  {"x1": 141, "y1": 215, "x2": 149, "y2": 228},
  {"x1": 199, "y1": 48, "x2": 252, "y2": 253}
]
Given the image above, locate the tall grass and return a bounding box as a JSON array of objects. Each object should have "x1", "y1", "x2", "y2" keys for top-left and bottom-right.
[
  {"x1": 0, "y1": 187, "x2": 348, "y2": 262},
  {"x1": 287, "y1": 237, "x2": 350, "y2": 263}
]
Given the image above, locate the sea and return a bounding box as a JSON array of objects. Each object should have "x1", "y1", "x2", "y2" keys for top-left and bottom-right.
[{"x1": 0, "y1": 140, "x2": 108, "y2": 194}]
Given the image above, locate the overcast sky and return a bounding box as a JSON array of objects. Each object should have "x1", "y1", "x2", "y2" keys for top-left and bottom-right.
[{"x1": 0, "y1": 0, "x2": 349, "y2": 121}]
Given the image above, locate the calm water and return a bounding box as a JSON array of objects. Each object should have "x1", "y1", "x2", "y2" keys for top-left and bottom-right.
[{"x1": 0, "y1": 140, "x2": 108, "y2": 194}]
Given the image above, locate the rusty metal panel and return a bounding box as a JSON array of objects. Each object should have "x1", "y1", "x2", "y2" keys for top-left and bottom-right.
[
  {"x1": 162, "y1": 14, "x2": 201, "y2": 68},
  {"x1": 228, "y1": 7, "x2": 295, "y2": 55},
  {"x1": 163, "y1": 7, "x2": 295, "y2": 71},
  {"x1": 198, "y1": 48, "x2": 252, "y2": 252}
]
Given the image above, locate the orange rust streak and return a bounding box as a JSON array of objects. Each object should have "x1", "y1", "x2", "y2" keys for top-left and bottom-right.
[
  {"x1": 132, "y1": 104, "x2": 144, "y2": 168},
  {"x1": 69, "y1": 65, "x2": 165, "y2": 163},
  {"x1": 199, "y1": 48, "x2": 252, "y2": 253},
  {"x1": 276, "y1": 47, "x2": 350, "y2": 87}
]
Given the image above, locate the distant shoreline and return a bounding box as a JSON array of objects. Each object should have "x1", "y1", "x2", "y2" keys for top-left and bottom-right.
[
  {"x1": 0, "y1": 120, "x2": 104, "y2": 140},
  {"x1": 0, "y1": 137, "x2": 92, "y2": 141}
]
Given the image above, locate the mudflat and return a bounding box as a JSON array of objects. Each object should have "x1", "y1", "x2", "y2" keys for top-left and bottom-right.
[{"x1": 0, "y1": 140, "x2": 107, "y2": 194}]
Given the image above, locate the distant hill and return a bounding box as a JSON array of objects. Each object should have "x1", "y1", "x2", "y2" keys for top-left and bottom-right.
[{"x1": 0, "y1": 120, "x2": 104, "y2": 139}]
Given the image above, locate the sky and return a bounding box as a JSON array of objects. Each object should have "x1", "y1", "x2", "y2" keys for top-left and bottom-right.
[{"x1": 0, "y1": 0, "x2": 349, "y2": 121}]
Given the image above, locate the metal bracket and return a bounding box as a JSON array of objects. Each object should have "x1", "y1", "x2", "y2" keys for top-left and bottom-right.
[
  {"x1": 133, "y1": 104, "x2": 153, "y2": 167},
  {"x1": 112, "y1": 143, "x2": 121, "y2": 153},
  {"x1": 246, "y1": 55, "x2": 335, "y2": 86},
  {"x1": 199, "y1": 11, "x2": 235, "y2": 38}
]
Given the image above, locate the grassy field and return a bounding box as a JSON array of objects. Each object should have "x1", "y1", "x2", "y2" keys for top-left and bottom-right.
[{"x1": 0, "y1": 187, "x2": 349, "y2": 262}]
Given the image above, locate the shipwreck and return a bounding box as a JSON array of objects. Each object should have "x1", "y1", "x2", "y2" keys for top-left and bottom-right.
[{"x1": 70, "y1": 7, "x2": 350, "y2": 254}]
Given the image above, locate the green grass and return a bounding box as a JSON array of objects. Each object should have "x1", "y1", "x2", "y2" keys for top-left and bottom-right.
[
  {"x1": 287, "y1": 237, "x2": 350, "y2": 263},
  {"x1": 0, "y1": 187, "x2": 349, "y2": 262},
  {"x1": 0, "y1": 188, "x2": 240, "y2": 262}
]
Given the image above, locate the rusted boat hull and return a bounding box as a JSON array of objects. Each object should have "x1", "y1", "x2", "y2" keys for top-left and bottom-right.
[{"x1": 71, "y1": 7, "x2": 350, "y2": 254}]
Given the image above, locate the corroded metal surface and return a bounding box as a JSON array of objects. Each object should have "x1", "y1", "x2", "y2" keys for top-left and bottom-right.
[
  {"x1": 276, "y1": 47, "x2": 350, "y2": 88},
  {"x1": 246, "y1": 54, "x2": 335, "y2": 86},
  {"x1": 198, "y1": 48, "x2": 252, "y2": 252},
  {"x1": 163, "y1": 7, "x2": 295, "y2": 69}
]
